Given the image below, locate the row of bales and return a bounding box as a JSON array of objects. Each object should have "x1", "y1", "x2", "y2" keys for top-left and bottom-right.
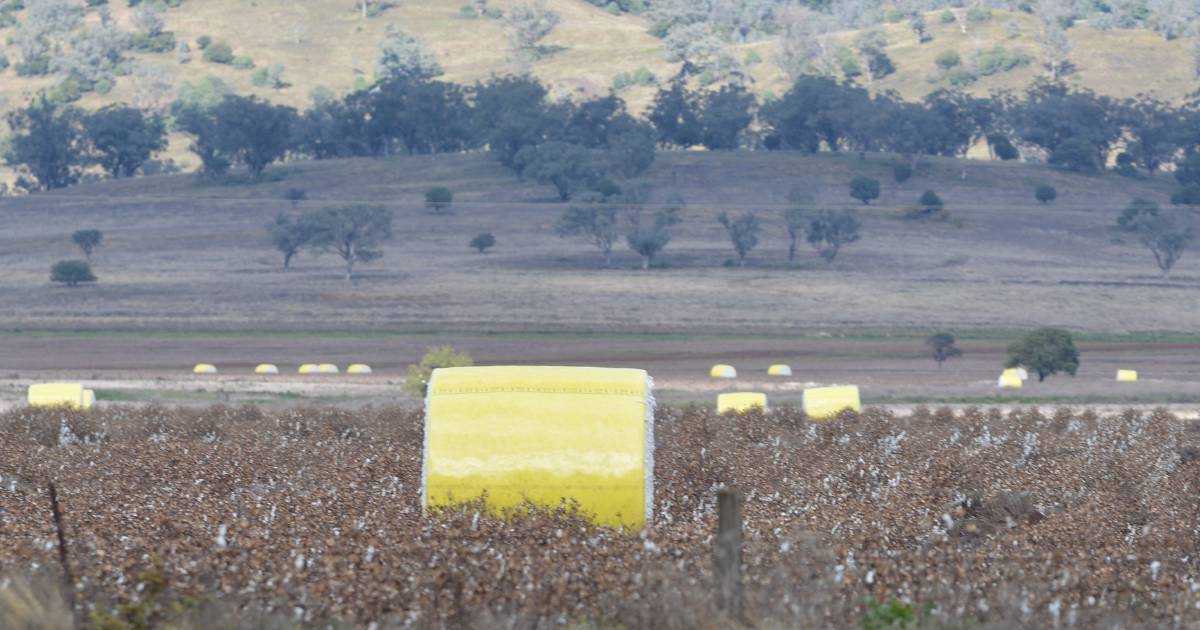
[
  {"x1": 193, "y1": 363, "x2": 373, "y2": 375},
  {"x1": 710, "y1": 362, "x2": 860, "y2": 419},
  {"x1": 995, "y1": 366, "x2": 1139, "y2": 387}
]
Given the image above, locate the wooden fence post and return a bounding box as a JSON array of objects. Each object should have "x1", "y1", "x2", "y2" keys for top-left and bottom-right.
[
  {"x1": 48, "y1": 482, "x2": 77, "y2": 619},
  {"x1": 714, "y1": 485, "x2": 743, "y2": 618}
]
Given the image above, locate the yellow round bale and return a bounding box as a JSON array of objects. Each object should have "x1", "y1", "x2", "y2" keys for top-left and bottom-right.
[
  {"x1": 423, "y1": 366, "x2": 654, "y2": 529},
  {"x1": 27, "y1": 383, "x2": 86, "y2": 410},
  {"x1": 710, "y1": 364, "x2": 737, "y2": 379},
  {"x1": 347, "y1": 364, "x2": 373, "y2": 375},
  {"x1": 998, "y1": 372, "x2": 1023, "y2": 388},
  {"x1": 254, "y1": 363, "x2": 279, "y2": 375},
  {"x1": 298, "y1": 364, "x2": 320, "y2": 374},
  {"x1": 802, "y1": 385, "x2": 861, "y2": 420},
  {"x1": 1116, "y1": 369, "x2": 1138, "y2": 382},
  {"x1": 767, "y1": 364, "x2": 793, "y2": 377},
  {"x1": 193, "y1": 364, "x2": 217, "y2": 374},
  {"x1": 318, "y1": 363, "x2": 339, "y2": 374},
  {"x1": 1002, "y1": 367, "x2": 1026, "y2": 381},
  {"x1": 82, "y1": 389, "x2": 96, "y2": 410},
  {"x1": 717, "y1": 392, "x2": 768, "y2": 413}
]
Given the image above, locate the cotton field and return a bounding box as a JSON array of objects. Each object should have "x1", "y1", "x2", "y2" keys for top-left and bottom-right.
[{"x1": 2, "y1": 404, "x2": 1199, "y2": 628}]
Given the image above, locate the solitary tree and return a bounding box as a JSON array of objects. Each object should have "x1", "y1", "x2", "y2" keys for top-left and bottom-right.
[
  {"x1": 266, "y1": 213, "x2": 317, "y2": 270},
  {"x1": 917, "y1": 190, "x2": 944, "y2": 215},
  {"x1": 784, "y1": 208, "x2": 807, "y2": 263},
  {"x1": 1006, "y1": 327, "x2": 1079, "y2": 382},
  {"x1": 470, "y1": 232, "x2": 496, "y2": 253},
  {"x1": 50, "y1": 260, "x2": 96, "y2": 287},
  {"x1": 555, "y1": 192, "x2": 619, "y2": 267},
  {"x1": 1117, "y1": 203, "x2": 1194, "y2": 277},
  {"x1": 305, "y1": 204, "x2": 393, "y2": 280},
  {"x1": 624, "y1": 189, "x2": 682, "y2": 270},
  {"x1": 376, "y1": 25, "x2": 443, "y2": 81},
  {"x1": 284, "y1": 188, "x2": 307, "y2": 209},
  {"x1": 925, "y1": 332, "x2": 962, "y2": 369},
  {"x1": 807, "y1": 209, "x2": 861, "y2": 262},
  {"x1": 71, "y1": 229, "x2": 102, "y2": 260},
  {"x1": 1035, "y1": 185, "x2": 1057, "y2": 204},
  {"x1": 849, "y1": 176, "x2": 881, "y2": 205},
  {"x1": 425, "y1": 187, "x2": 454, "y2": 213},
  {"x1": 718, "y1": 211, "x2": 760, "y2": 267}
]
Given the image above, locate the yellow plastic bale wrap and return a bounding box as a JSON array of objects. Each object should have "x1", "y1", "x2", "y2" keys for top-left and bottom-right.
[
  {"x1": 717, "y1": 392, "x2": 767, "y2": 413},
  {"x1": 255, "y1": 364, "x2": 279, "y2": 374},
  {"x1": 298, "y1": 364, "x2": 320, "y2": 374},
  {"x1": 767, "y1": 364, "x2": 792, "y2": 376},
  {"x1": 998, "y1": 373, "x2": 1023, "y2": 388},
  {"x1": 802, "y1": 385, "x2": 861, "y2": 420},
  {"x1": 1002, "y1": 367, "x2": 1026, "y2": 382},
  {"x1": 347, "y1": 364, "x2": 373, "y2": 375},
  {"x1": 82, "y1": 389, "x2": 96, "y2": 409},
  {"x1": 423, "y1": 366, "x2": 654, "y2": 529},
  {"x1": 318, "y1": 363, "x2": 340, "y2": 374},
  {"x1": 27, "y1": 383, "x2": 86, "y2": 409},
  {"x1": 1116, "y1": 369, "x2": 1138, "y2": 382},
  {"x1": 193, "y1": 364, "x2": 217, "y2": 374},
  {"x1": 710, "y1": 364, "x2": 737, "y2": 379}
]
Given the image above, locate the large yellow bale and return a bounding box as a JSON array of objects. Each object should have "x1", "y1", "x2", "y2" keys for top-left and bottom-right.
[
  {"x1": 802, "y1": 385, "x2": 861, "y2": 420},
  {"x1": 254, "y1": 363, "x2": 279, "y2": 375},
  {"x1": 27, "y1": 383, "x2": 85, "y2": 409},
  {"x1": 318, "y1": 363, "x2": 339, "y2": 374},
  {"x1": 82, "y1": 389, "x2": 96, "y2": 410},
  {"x1": 423, "y1": 366, "x2": 654, "y2": 529},
  {"x1": 710, "y1": 364, "x2": 737, "y2": 379},
  {"x1": 717, "y1": 392, "x2": 767, "y2": 413},
  {"x1": 193, "y1": 364, "x2": 217, "y2": 374},
  {"x1": 298, "y1": 363, "x2": 320, "y2": 374},
  {"x1": 998, "y1": 372, "x2": 1023, "y2": 388},
  {"x1": 767, "y1": 364, "x2": 792, "y2": 377},
  {"x1": 347, "y1": 364, "x2": 373, "y2": 375},
  {"x1": 1116, "y1": 369, "x2": 1138, "y2": 382},
  {"x1": 1002, "y1": 367, "x2": 1027, "y2": 381}
]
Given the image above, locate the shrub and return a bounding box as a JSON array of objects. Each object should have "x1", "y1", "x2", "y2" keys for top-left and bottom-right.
[
  {"x1": 470, "y1": 232, "x2": 496, "y2": 253},
  {"x1": 404, "y1": 346, "x2": 474, "y2": 396},
  {"x1": 1048, "y1": 138, "x2": 1100, "y2": 173},
  {"x1": 15, "y1": 56, "x2": 50, "y2": 76},
  {"x1": 940, "y1": 9, "x2": 956, "y2": 23},
  {"x1": 130, "y1": 32, "x2": 176, "y2": 53},
  {"x1": 946, "y1": 68, "x2": 977, "y2": 87},
  {"x1": 94, "y1": 78, "x2": 114, "y2": 95},
  {"x1": 425, "y1": 187, "x2": 453, "y2": 213},
  {"x1": 1114, "y1": 152, "x2": 1139, "y2": 178},
  {"x1": 202, "y1": 41, "x2": 234, "y2": 64},
  {"x1": 976, "y1": 46, "x2": 1032, "y2": 76},
  {"x1": 612, "y1": 66, "x2": 655, "y2": 90},
  {"x1": 1035, "y1": 185, "x2": 1057, "y2": 204},
  {"x1": 51, "y1": 260, "x2": 96, "y2": 287},
  {"x1": 232, "y1": 55, "x2": 255, "y2": 70},
  {"x1": 744, "y1": 49, "x2": 762, "y2": 65},
  {"x1": 919, "y1": 190, "x2": 943, "y2": 210},
  {"x1": 966, "y1": 6, "x2": 992, "y2": 21},
  {"x1": 46, "y1": 79, "x2": 82, "y2": 105},
  {"x1": 934, "y1": 50, "x2": 961, "y2": 70},
  {"x1": 848, "y1": 176, "x2": 881, "y2": 205},
  {"x1": 196, "y1": 35, "x2": 212, "y2": 49},
  {"x1": 0, "y1": 53, "x2": 8, "y2": 72},
  {"x1": 893, "y1": 163, "x2": 912, "y2": 184}
]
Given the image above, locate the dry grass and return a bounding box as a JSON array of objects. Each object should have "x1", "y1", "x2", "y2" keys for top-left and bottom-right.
[{"x1": 2, "y1": 403, "x2": 1200, "y2": 627}]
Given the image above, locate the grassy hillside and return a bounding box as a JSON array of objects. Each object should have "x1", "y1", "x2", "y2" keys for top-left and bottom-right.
[{"x1": 0, "y1": 150, "x2": 1195, "y2": 335}]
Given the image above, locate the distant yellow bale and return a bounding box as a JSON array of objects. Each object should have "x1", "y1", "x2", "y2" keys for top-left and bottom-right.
[
  {"x1": 347, "y1": 364, "x2": 373, "y2": 375},
  {"x1": 717, "y1": 392, "x2": 767, "y2": 413},
  {"x1": 802, "y1": 385, "x2": 861, "y2": 420},
  {"x1": 27, "y1": 383, "x2": 85, "y2": 409},
  {"x1": 1116, "y1": 369, "x2": 1138, "y2": 382},
  {"x1": 767, "y1": 364, "x2": 792, "y2": 377},
  {"x1": 193, "y1": 364, "x2": 217, "y2": 374},
  {"x1": 710, "y1": 364, "x2": 737, "y2": 379},
  {"x1": 254, "y1": 363, "x2": 279, "y2": 375},
  {"x1": 998, "y1": 372, "x2": 1023, "y2": 388},
  {"x1": 298, "y1": 364, "x2": 320, "y2": 374},
  {"x1": 423, "y1": 366, "x2": 654, "y2": 529},
  {"x1": 318, "y1": 363, "x2": 339, "y2": 374},
  {"x1": 1002, "y1": 367, "x2": 1027, "y2": 381},
  {"x1": 82, "y1": 389, "x2": 96, "y2": 409}
]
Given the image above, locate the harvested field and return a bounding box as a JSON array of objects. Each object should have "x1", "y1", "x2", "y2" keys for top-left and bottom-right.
[{"x1": 2, "y1": 404, "x2": 1199, "y2": 628}]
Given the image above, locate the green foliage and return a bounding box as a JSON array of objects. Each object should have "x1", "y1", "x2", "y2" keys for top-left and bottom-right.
[
  {"x1": 15, "y1": 56, "x2": 51, "y2": 77},
  {"x1": 50, "y1": 259, "x2": 96, "y2": 287},
  {"x1": 861, "y1": 596, "x2": 917, "y2": 629},
  {"x1": 966, "y1": 6, "x2": 992, "y2": 21},
  {"x1": 940, "y1": 9, "x2": 956, "y2": 23},
  {"x1": 425, "y1": 186, "x2": 454, "y2": 213},
  {"x1": 1117, "y1": 198, "x2": 1160, "y2": 230},
  {"x1": 612, "y1": 66, "x2": 656, "y2": 90},
  {"x1": 934, "y1": 50, "x2": 961, "y2": 71},
  {"x1": 1117, "y1": 200, "x2": 1194, "y2": 276},
  {"x1": 71, "y1": 229, "x2": 102, "y2": 259},
  {"x1": 1035, "y1": 185, "x2": 1057, "y2": 204},
  {"x1": 46, "y1": 78, "x2": 83, "y2": 105},
  {"x1": 849, "y1": 176, "x2": 881, "y2": 205},
  {"x1": 202, "y1": 41, "x2": 234, "y2": 64},
  {"x1": 1174, "y1": 153, "x2": 1200, "y2": 188},
  {"x1": 625, "y1": 187, "x2": 681, "y2": 269},
  {"x1": 1048, "y1": 137, "x2": 1100, "y2": 173},
  {"x1": 232, "y1": 55, "x2": 255, "y2": 70},
  {"x1": 404, "y1": 346, "x2": 473, "y2": 396},
  {"x1": 129, "y1": 31, "x2": 176, "y2": 53},
  {"x1": 975, "y1": 46, "x2": 1032, "y2": 76},
  {"x1": 517, "y1": 141, "x2": 602, "y2": 201},
  {"x1": 304, "y1": 204, "x2": 393, "y2": 280},
  {"x1": 743, "y1": 49, "x2": 762, "y2": 65},
  {"x1": 892, "y1": 162, "x2": 912, "y2": 184},
  {"x1": 925, "y1": 333, "x2": 962, "y2": 367},
  {"x1": 698, "y1": 84, "x2": 754, "y2": 150},
  {"x1": 718, "y1": 211, "x2": 760, "y2": 267},
  {"x1": 176, "y1": 95, "x2": 297, "y2": 178},
  {"x1": 265, "y1": 212, "x2": 317, "y2": 269},
  {"x1": 376, "y1": 25, "x2": 443, "y2": 81},
  {"x1": 174, "y1": 75, "x2": 230, "y2": 110},
  {"x1": 470, "y1": 232, "x2": 496, "y2": 253},
  {"x1": 0, "y1": 53, "x2": 9, "y2": 72},
  {"x1": 84, "y1": 104, "x2": 168, "y2": 178},
  {"x1": 807, "y1": 209, "x2": 861, "y2": 262},
  {"x1": 196, "y1": 35, "x2": 212, "y2": 49},
  {"x1": 987, "y1": 133, "x2": 1019, "y2": 160},
  {"x1": 918, "y1": 189, "x2": 943, "y2": 212},
  {"x1": 1006, "y1": 328, "x2": 1079, "y2": 382},
  {"x1": 3, "y1": 97, "x2": 85, "y2": 191},
  {"x1": 945, "y1": 67, "x2": 977, "y2": 87},
  {"x1": 556, "y1": 192, "x2": 620, "y2": 266}
]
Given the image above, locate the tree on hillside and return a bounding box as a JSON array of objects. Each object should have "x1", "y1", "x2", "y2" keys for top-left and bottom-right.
[
  {"x1": 470, "y1": 232, "x2": 496, "y2": 253},
  {"x1": 926, "y1": 332, "x2": 962, "y2": 369},
  {"x1": 14, "y1": 0, "x2": 83, "y2": 70},
  {"x1": 376, "y1": 25, "x2": 443, "y2": 82},
  {"x1": 848, "y1": 176, "x2": 880, "y2": 205},
  {"x1": 71, "y1": 229, "x2": 102, "y2": 260},
  {"x1": 1145, "y1": 0, "x2": 1196, "y2": 41},
  {"x1": 52, "y1": 23, "x2": 129, "y2": 88},
  {"x1": 556, "y1": 192, "x2": 620, "y2": 267},
  {"x1": 306, "y1": 205, "x2": 393, "y2": 281},
  {"x1": 358, "y1": 78, "x2": 475, "y2": 156},
  {"x1": 1117, "y1": 201, "x2": 1194, "y2": 277},
  {"x1": 807, "y1": 209, "x2": 861, "y2": 262},
  {"x1": 174, "y1": 103, "x2": 231, "y2": 177},
  {"x1": 1035, "y1": 185, "x2": 1057, "y2": 204},
  {"x1": 425, "y1": 187, "x2": 454, "y2": 214},
  {"x1": 624, "y1": 187, "x2": 682, "y2": 270},
  {"x1": 1006, "y1": 327, "x2": 1079, "y2": 382},
  {"x1": 775, "y1": 4, "x2": 837, "y2": 81},
  {"x1": 517, "y1": 141, "x2": 601, "y2": 201},
  {"x1": 503, "y1": 2, "x2": 561, "y2": 63},
  {"x1": 698, "y1": 84, "x2": 754, "y2": 150},
  {"x1": 855, "y1": 27, "x2": 894, "y2": 83},
  {"x1": 603, "y1": 116, "x2": 657, "y2": 178},
  {"x1": 472, "y1": 76, "x2": 566, "y2": 169},
  {"x1": 647, "y1": 79, "x2": 702, "y2": 149},
  {"x1": 1120, "y1": 95, "x2": 1185, "y2": 174},
  {"x1": 178, "y1": 96, "x2": 297, "y2": 178},
  {"x1": 83, "y1": 105, "x2": 168, "y2": 178},
  {"x1": 1010, "y1": 82, "x2": 1119, "y2": 169},
  {"x1": 51, "y1": 260, "x2": 96, "y2": 288},
  {"x1": 718, "y1": 211, "x2": 760, "y2": 267},
  {"x1": 1037, "y1": 23, "x2": 1071, "y2": 81},
  {"x1": 3, "y1": 97, "x2": 85, "y2": 191},
  {"x1": 266, "y1": 213, "x2": 318, "y2": 270}
]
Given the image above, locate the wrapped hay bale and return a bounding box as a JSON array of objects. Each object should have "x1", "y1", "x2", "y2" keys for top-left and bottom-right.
[
  {"x1": 1116, "y1": 369, "x2": 1138, "y2": 382},
  {"x1": 767, "y1": 364, "x2": 792, "y2": 376},
  {"x1": 710, "y1": 364, "x2": 737, "y2": 379},
  {"x1": 1002, "y1": 367, "x2": 1026, "y2": 382},
  {"x1": 998, "y1": 372, "x2": 1023, "y2": 388},
  {"x1": 298, "y1": 364, "x2": 320, "y2": 374},
  {"x1": 27, "y1": 383, "x2": 86, "y2": 409},
  {"x1": 347, "y1": 364, "x2": 373, "y2": 375},
  {"x1": 193, "y1": 364, "x2": 218, "y2": 374},
  {"x1": 802, "y1": 385, "x2": 861, "y2": 420},
  {"x1": 318, "y1": 363, "x2": 339, "y2": 374},
  {"x1": 423, "y1": 366, "x2": 654, "y2": 529},
  {"x1": 82, "y1": 389, "x2": 96, "y2": 409},
  {"x1": 717, "y1": 392, "x2": 767, "y2": 413},
  {"x1": 255, "y1": 364, "x2": 279, "y2": 375}
]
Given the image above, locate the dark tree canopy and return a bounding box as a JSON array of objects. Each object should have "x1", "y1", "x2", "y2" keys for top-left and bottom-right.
[
  {"x1": 1006, "y1": 328, "x2": 1079, "y2": 382},
  {"x1": 807, "y1": 209, "x2": 861, "y2": 262},
  {"x1": 71, "y1": 229, "x2": 103, "y2": 260},
  {"x1": 718, "y1": 211, "x2": 760, "y2": 267},
  {"x1": 925, "y1": 332, "x2": 962, "y2": 368},
  {"x1": 50, "y1": 260, "x2": 96, "y2": 287},
  {"x1": 849, "y1": 176, "x2": 881, "y2": 204},
  {"x1": 84, "y1": 104, "x2": 168, "y2": 178},
  {"x1": 4, "y1": 96, "x2": 85, "y2": 191},
  {"x1": 304, "y1": 204, "x2": 393, "y2": 280}
]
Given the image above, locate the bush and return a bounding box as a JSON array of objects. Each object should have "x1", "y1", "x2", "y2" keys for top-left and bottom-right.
[
  {"x1": 46, "y1": 79, "x2": 82, "y2": 105},
  {"x1": 893, "y1": 163, "x2": 912, "y2": 184},
  {"x1": 1048, "y1": 138, "x2": 1100, "y2": 173},
  {"x1": 50, "y1": 260, "x2": 96, "y2": 287},
  {"x1": 203, "y1": 41, "x2": 234, "y2": 64},
  {"x1": 946, "y1": 68, "x2": 977, "y2": 87},
  {"x1": 919, "y1": 190, "x2": 943, "y2": 210},
  {"x1": 743, "y1": 49, "x2": 762, "y2": 65},
  {"x1": 232, "y1": 55, "x2": 255, "y2": 70},
  {"x1": 0, "y1": 53, "x2": 8, "y2": 72},
  {"x1": 130, "y1": 31, "x2": 176, "y2": 53},
  {"x1": 934, "y1": 50, "x2": 961, "y2": 70},
  {"x1": 404, "y1": 346, "x2": 474, "y2": 396},
  {"x1": 976, "y1": 46, "x2": 1032, "y2": 76},
  {"x1": 940, "y1": 9, "x2": 956, "y2": 23},
  {"x1": 848, "y1": 176, "x2": 881, "y2": 205},
  {"x1": 1035, "y1": 185, "x2": 1057, "y2": 204},
  {"x1": 15, "y1": 56, "x2": 50, "y2": 76},
  {"x1": 612, "y1": 66, "x2": 656, "y2": 90},
  {"x1": 966, "y1": 6, "x2": 992, "y2": 21},
  {"x1": 425, "y1": 187, "x2": 453, "y2": 213},
  {"x1": 196, "y1": 35, "x2": 212, "y2": 49},
  {"x1": 470, "y1": 232, "x2": 496, "y2": 253}
]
